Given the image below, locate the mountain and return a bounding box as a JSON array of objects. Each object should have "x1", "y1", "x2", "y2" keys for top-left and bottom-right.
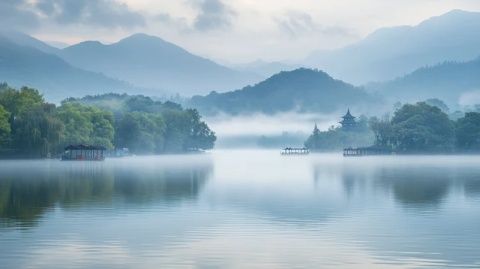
[
  {"x1": 306, "y1": 10, "x2": 480, "y2": 84},
  {"x1": 59, "y1": 33, "x2": 261, "y2": 96},
  {"x1": 0, "y1": 31, "x2": 61, "y2": 55},
  {"x1": 370, "y1": 57, "x2": 480, "y2": 108},
  {"x1": 0, "y1": 36, "x2": 131, "y2": 102},
  {"x1": 189, "y1": 68, "x2": 378, "y2": 115}
]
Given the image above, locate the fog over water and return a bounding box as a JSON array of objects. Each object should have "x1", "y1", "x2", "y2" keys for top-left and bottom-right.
[
  {"x1": 205, "y1": 112, "x2": 339, "y2": 148},
  {"x1": 1, "y1": 150, "x2": 479, "y2": 268}
]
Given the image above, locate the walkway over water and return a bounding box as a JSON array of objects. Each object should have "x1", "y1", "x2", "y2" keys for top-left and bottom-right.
[{"x1": 281, "y1": 147, "x2": 310, "y2": 155}]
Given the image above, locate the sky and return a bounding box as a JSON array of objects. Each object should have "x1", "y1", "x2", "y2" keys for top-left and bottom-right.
[{"x1": 3, "y1": 0, "x2": 480, "y2": 63}]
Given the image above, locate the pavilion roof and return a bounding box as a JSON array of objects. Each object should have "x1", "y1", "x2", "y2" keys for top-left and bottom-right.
[
  {"x1": 65, "y1": 144, "x2": 107, "y2": 150},
  {"x1": 342, "y1": 109, "x2": 356, "y2": 119}
]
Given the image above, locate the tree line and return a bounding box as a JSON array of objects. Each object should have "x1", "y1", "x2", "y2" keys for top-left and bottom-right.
[
  {"x1": 305, "y1": 102, "x2": 480, "y2": 153},
  {"x1": 304, "y1": 116, "x2": 374, "y2": 151},
  {"x1": 370, "y1": 102, "x2": 480, "y2": 153},
  {"x1": 0, "y1": 84, "x2": 216, "y2": 158}
]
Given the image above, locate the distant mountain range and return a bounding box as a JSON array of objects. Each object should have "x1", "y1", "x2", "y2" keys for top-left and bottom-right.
[
  {"x1": 58, "y1": 33, "x2": 261, "y2": 95},
  {"x1": 189, "y1": 68, "x2": 378, "y2": 115},
  {"x1": 0, "y1": 36, "x2": 130, "y2": 101},
  {"x1": 0, "y1": 32, "x2": 261, "y2": 101},
  {"x1": 306, "y1": 10, "x2": 480, "y2": 84},
  {"x1": 370, "y1": 57, "x2": 480, "y2": 108},
  {"x1": 1, "y1": 9, "x2": 480, "y2": 110}
]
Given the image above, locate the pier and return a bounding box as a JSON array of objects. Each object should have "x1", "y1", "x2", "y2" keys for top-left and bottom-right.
[
  {"x1": 281, "y1": 147, "x2": 310, "y2": 155},
  {"x1": 343, "y1": 146, "x2": 391, "y2": 157}
]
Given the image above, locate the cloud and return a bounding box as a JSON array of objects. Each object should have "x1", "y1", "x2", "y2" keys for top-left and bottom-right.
[
  {"x1": 277, "y1": 11, "x2": 354, "y2": 38},
  {"x1": 154, "y1": 13, "x2": 190, "y2": 31},
  {"x1": 34, "y1": 0, "x2": 145, "y2": 29},
  {"x1": 0, "y1": 0, "x2": 40, "y2": 31},
  {"x1": 190, "y1": 0, "x2": 235, "y2": 31}
]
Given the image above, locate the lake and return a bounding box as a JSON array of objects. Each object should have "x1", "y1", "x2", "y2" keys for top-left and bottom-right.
[{"x1": 0, "y1": 150, "x2": 479, "y2": 268}]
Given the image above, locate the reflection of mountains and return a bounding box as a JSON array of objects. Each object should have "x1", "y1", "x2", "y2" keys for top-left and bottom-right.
[{"x1": 0, "y1": 159, "x2": 213, "y2": 226}]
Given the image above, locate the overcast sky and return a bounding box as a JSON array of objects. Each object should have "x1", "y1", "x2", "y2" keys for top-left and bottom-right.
[{"x1": 3, "y1": 0, "x2": 480, "y2": 63}]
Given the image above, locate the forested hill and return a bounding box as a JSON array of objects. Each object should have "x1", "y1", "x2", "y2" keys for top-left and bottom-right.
[
  {"x1": 370, "y1": 57, "x2": 480, "y2": 107},
  {"x1": 189, "y1": 68, "x2": 378, "y2": 115}
]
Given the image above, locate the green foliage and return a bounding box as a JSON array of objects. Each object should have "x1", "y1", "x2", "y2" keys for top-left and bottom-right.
[
  {"x1": 56, "y1": 103, "x2": 114, "y2": 149},
  {"x1": 0, "y1": 85, "x2": 215, "y2": 157},
  {"x1": 0, "y1": 85, "x2": 64, "y2": 157},
  {"x1": 455, "y1": 112, "x2": 480, "y2": 151},
  {"x1": 369, "y1": 116, "x2": 394, "y2": 148},
  {"x1": 0, "y1": 105, "x2": 11, "y2": 147},
  {"x1": 424, "y1": 98, "x2": 449, "y2": 113},
  {"x1": 391, "y1": 102, "x2": 455, "y2": 152},
  {"x1": 305, "y1": 118, "x2": 374, "y2": 151},
  {"x1": 0, "y1": 86, "x2": 44, "y2": 118},
  {"x1": 12, "y1": 103, "x2": 64, "y2": 158},
  {"x1": 66, "y1": 93, "x2": 216, "y2": 154},
  {"x1": 370, "y1": 102, "x2": 456, "y2": 153},
  {"x1": 115, "y1": 112, "x2": 165, "y2": 154},
  {"x1": 190, "y1": 68, "x2": 377, "y2": 115}
]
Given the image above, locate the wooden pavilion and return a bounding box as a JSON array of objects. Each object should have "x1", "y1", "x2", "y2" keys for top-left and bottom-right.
[{"x1": 62, "y1": 145, "x2": 106, "y2": 161}]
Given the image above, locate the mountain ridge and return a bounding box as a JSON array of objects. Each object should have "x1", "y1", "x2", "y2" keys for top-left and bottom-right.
[
  {"x1": 189, "y1": 68, "x2": 379, "y2": 115},
  {"x1": 306, "y1": 9, "x2": 480, "y2": 84},
  {"x1": 0, "y1": 36, "x2": 132, "y2": 102},
  {"x1": 59, "y1": 33, "x2": 262, "y2": 95}
]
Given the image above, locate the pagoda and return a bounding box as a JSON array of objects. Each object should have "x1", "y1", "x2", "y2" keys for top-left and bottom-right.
[{"x1": 340, "y1": 109, "x2": 357, "y2": 130}]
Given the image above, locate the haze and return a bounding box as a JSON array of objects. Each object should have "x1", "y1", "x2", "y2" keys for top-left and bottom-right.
[{"x1": 5, "y1": 0, "x2": 480, "y2": 63}]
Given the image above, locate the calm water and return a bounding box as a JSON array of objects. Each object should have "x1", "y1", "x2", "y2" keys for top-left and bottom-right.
[{"x1": 1, "y1": 150, "x2": 479, "y2": 269}]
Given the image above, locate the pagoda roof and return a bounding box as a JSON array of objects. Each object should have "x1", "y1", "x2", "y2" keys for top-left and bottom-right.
[{"x1": 342, "y1": 109, "x2": 356, "y2": 119}]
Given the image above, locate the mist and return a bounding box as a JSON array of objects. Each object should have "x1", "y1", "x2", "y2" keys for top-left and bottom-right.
[{"x1": 204, "y1": 111, "x2": 340, "y2": 148}]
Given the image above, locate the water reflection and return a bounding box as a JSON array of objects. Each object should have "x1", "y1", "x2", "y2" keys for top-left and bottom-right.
[
  {"x1": 312, "y1": 157, "x2": 480, "y2": 208},
  {"x1": 376, "y1": 167, "x2": 450, "y2": 207},
  {"x1": 1, "y1": 152, "x2": 480, "y2": 268},
  {"x1": 0, "y1": 156, "x2": 213, "y2": 227},
  {"x1": 311, "y1": 156, "x2": 480, "y2": 268}
]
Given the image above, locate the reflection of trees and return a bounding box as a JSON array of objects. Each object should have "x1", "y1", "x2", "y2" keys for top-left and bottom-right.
[
  {"x1": 0, "y1": 160, "x2": 212, "y2": 226},
  {"x1": 372, "y1": 167, "x2": 450, "y2": 207},
  {"x1": 313, "y1": 162, "x2": 452, "y2": 207},
  {"x1": 462, "y1": 174, "x2": 480, "y2": 197}
]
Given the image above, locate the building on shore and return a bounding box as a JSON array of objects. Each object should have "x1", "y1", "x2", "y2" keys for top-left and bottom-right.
[
  {"x1": 339, "y1": 109, "x2": 357, "y2": 131},
  {"x1": 61, "y1": 145, "x2": 106, "y2": 161}
]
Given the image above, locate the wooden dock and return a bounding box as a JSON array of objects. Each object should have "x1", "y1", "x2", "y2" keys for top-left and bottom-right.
[
  {"x1": 281, "y1": 147, "x2": 310, "y2": 155},
  {"x1": 343, "y1": 147, "x2": 391, "y2": 157}
]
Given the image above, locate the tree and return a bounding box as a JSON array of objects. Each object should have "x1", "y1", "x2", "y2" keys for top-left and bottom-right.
[
  {"x1": 304, "y1": 122, "x2": 374, "y2": 151},
  {"x1": 424, "y1": 98, "x2": 449, "y2": 113},
  {"x1": 455, "y1": 112, "x2": 480, "y2": 151},
  {"x1": 184, "y1": 109, "x2": 216, "y2": 150},
  {"x1": 369, "y1": 116, "x2": 394, "y2": 148},
  {"x1": 56, "y1": 103, "x2": 115, "y2": 149},
  {"x1": 391, "y1": 102, "x2": 455, "y2": 153},
  {"x1": 0, "y1": 105, "x2": 11, "y2": 148},
  {"x1": 0, "y1": 86, "x2": 44, "y2": 120},
  {"x1": 12, "y1": 103, "x2": 64, "y2": 158},
  {"x1": 115, "y1": 112, "x2": 165, "y2": 154},
  {"x1": 304, "y1": 124, "x2": 320, "y2": 149}
]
